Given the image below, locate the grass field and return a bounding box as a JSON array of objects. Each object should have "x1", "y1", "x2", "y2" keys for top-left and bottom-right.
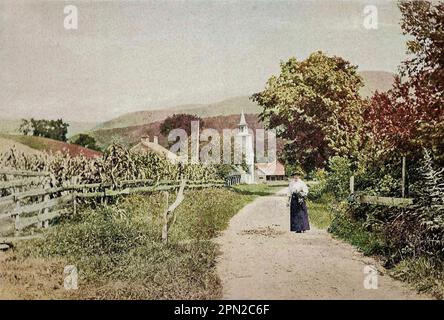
[
  {"x1": 0, "y1": 188, "x2": 256, "y2": 299},
  {"x1": 306, "y1": 197, "x2": 333, "y2": 230},
  {"x1": 231, "y1": 182, "x2": 288, "y2": 196},
  {"x1": 0, "y1": 182, "x2": 334, "y2": 299}
]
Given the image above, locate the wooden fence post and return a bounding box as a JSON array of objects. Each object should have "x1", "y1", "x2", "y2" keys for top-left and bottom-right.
[
  {"x1": 13, "y1": 194, "x2": 20, "y2": 236},
  {"x1": 161, "y1": 191, "x2": 169, "y2": 243},
  {"x1": 401, "y1": 156, "x2": 406, "y2": 198},
  {"x1": 162, "y1": 180, "x2": 186, "y2": 244},
  {"x1": 73, "y1": 192, "x2": 77, "y2": 215},
  {"x1": 42, "y1": 178, "x2": 51, "y2": 228}
]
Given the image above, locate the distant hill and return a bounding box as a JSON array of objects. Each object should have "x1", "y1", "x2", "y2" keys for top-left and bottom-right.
[
  {"x1": 0, "y1": 134, "x2": 102, "y2": 158},
  {"x1": 88, "y1": 113, "x2": 285, "y2": 158},
  {"x1": 96, "y1": 96, "x2": 261, "y2": 131},
  {"x1": 95, "y1": 71, "x2": 394, "y2": 131},
  {"x1": 89, "y1": 114, "x2": 264, "y2": 150},
  {"x1": 0, "y1": 119, "x2": 98, "y2": 138}
]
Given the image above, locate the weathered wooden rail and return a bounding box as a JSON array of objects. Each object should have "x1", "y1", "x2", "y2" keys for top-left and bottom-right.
[
  {"x1": 356, "y1": 194, "x2": 413, "y2": 207},
  {"x1": 0, "y1": 168, "x2": 225, "y2": 243},
  {"x1": 349, "y1": 173, "x2": 414, "y2": 207}
]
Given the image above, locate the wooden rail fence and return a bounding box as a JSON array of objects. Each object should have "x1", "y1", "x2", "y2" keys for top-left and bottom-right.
[
  {"x1": 349, "y1": 175, "x2": 414, "y2": 207},
  {"x1": 0, "y1": 168, "x2": 225, "y2": 244}
]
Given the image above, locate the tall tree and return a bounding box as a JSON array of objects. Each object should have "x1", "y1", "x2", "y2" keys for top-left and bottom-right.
[
  {"x1": 363, "y1": 1, "x2": 444, "y2": 163},
  {"x1": 398, "y1": 0, "x2": 444, "y2": 94},
  {"x1": 364, "y1": 76, "x2": 440, "y2": 154},
  {"x1": 251, "y1": 51, "x2": 364, "y2": 172}
]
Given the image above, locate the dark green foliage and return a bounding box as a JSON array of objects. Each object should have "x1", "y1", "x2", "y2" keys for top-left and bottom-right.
[
  {"x1": 392, "y1": 150, "x2": 444, "y2": 259},
  {"x1": 328, "y1": 207, "x2": 387, "y2": 256},
  {"x1": 71, "y1": 134, "x2": 101, "y2": 151},
  {"x1": 19, "y1": 118, "x2": 69, "y2": 142},
  {"x1": 160, "y1": 114, "x2": 204, "y2": 137},
  {"x1": 325, "y1": 156, "x2": 352, "y2": 200},
  {"x1": 213, "y1": 164, "x2": 234, "y2": 179},
  {"x1": 330, "y1": 150, "x2": 444, "y2": 291},
  {"x1": 307, "y1": 169, "x2": 327, "y2": 201},
  {"x1": 285, "y1": 163, "x2": 305, "y2": 178}
]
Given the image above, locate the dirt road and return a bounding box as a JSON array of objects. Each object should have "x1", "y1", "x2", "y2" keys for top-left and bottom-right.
[{"x1": 216, "y1": 188, "x2": 428, "y2": 299}]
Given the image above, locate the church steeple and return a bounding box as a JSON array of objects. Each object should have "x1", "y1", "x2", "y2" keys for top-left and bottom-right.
[
  {"x1": 238, "y1": 110, "x2": 248, "y2": 134},
  {"x1": 236, "y1": 109, "x2": 255, "y2": 184}
]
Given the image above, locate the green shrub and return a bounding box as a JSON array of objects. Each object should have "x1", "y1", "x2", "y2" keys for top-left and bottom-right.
[
  {"x1": 325, "y1": 156, "x2": 352, "y2": 200},
  {"x1": 307, "y1": 168, "x2": 328, "y2": 201},
  {"x1": 383, "y1": 150, "x2": 444, "y2": 262},
  {"x1": 391, "y1": 257, "x2": 444, "y2": 299},
  {"x1": 71, "y1": 134, "x2": 101, "y2": 151},
  {"x1": 285, "y1": 163, "x2": 305, "y2": 178},
  {"x1": 328, "y1": 202, "x2": 388, "y2": 256}
]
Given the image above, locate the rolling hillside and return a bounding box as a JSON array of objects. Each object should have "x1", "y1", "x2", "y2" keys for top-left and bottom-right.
[
  {"x1": 96, "y1": 96, "x2": 261, "y2": 131},
  {"x1": 0, "y1": 137, "x2": 43, "y2": 155},
  {"x1": 0, "y1": 134, "x2": 102, "y2": 158},
  {"x1": 96, "y1": 71, "x2": 394, "y2": 131},
  {"x1": 88, "y1": 114, "x2": 266, "y2": 150}
]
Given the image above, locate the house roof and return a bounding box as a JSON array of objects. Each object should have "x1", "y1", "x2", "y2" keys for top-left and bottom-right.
[{"x1": 255, "y1": 161, "x2": 285, "y2": 176}]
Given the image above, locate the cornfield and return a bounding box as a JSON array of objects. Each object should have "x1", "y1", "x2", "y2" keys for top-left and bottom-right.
[{"x1": 0, "y1": 144, "x2": 220, "y2": 188}]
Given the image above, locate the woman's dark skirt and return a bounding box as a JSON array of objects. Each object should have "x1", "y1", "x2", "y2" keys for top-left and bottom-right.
[{"x1": 290, "y1": 193, "x2": 310, "y2": 232}]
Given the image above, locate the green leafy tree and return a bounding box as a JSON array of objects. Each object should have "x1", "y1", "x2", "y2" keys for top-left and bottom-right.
[
  {"x1": 72, "y1": 134, "x2": 101, "y2": 151},
  {"x1": 19, "y1": 119, "x2": 32, "y2": 135},
  {"x1": 252, "y1": 51, "x2": 364, "y2": 172},
  {"x1": 408, "y1": 150, "x2": 444, "y2": 258},
  {"x1": 20, "y1": 118, "x2": 69, "y2": 142},
  {"x1": 160, "y1": 114, "x2": 204, "y2": 137}
]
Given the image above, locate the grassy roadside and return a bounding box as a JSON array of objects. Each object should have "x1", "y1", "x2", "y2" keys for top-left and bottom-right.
[
  {"x1": 0, "y1": 188, "x2": 256, "y2": 299},
  {"x1": 328, "y1": 204, "x2": 443, "y2": 299},
  {"x1": 306, "y1": 196, "x2": 333, "y2": 230},
  {"x1": 231, "y1": 182, "x2": 287, "y2": 196}
]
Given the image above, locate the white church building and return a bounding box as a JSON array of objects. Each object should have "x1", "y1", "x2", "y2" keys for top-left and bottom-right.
[{"x1": 235, "y1": 111, "x2": 286, "y2": 184}]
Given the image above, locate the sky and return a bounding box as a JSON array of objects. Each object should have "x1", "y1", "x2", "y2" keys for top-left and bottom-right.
[{"x1": 0, "y1": 0, "x2": 409, "y2": 122}]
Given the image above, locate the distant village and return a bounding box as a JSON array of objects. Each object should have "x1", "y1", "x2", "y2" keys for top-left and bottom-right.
[{"x1": 131, "y1": 112, "x2": 285, "y2": 184}]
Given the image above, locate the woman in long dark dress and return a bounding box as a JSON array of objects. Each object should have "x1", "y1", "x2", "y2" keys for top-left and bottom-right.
[{"x1": 287, "y1": 176, "x2": 310, "y2": 233}]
